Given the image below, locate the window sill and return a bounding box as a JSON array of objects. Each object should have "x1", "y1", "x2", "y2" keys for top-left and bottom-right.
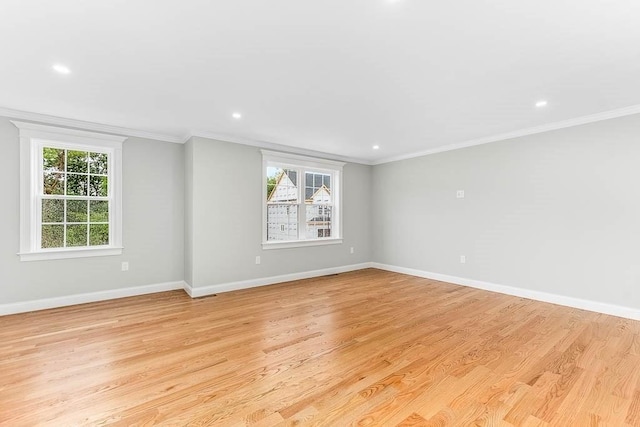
[
  {"x1": 18, "y1": 247, "x2": 124, "y2": 262},
  {"x1": 262, "y1": 238, "x2": 343, "y2": 250}
]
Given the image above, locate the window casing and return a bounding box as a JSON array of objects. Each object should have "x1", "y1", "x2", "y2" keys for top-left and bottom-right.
[
  {"x1": 262, "y1": 150, "x2": 344, "y2": 249},
  {"x1": 13, "y1": 121, "x2": 125, "y2": 261}
]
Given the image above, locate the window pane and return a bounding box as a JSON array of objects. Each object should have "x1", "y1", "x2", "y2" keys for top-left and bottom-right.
[
  {"x1": 44, "y1": 172, "x2": 65, "y2": 195},
  {"x1": 309, "y1": 184, "x2": 331, "y2": 203},
  {"x1": 89, "y1": 176, "x2": 108, "y2": 197},
  {"x1": 67, "y1": 174, "x2": 88, "y2": 196},
  {"x1": 287, "y1": 170, "x2": 297, "y2": 186},
  {"x1": 89, "y1": 152, "x2": 108, "y2": 174},
  {"x1": 42, "y1": 199, "x2": 64, "y2": 223},
  {"x1": 67, "y1": 200, "x2": 88, "y2": 222},
  {"x1": 42, "y1": 225, "x2": 64, "y2": 248},
  {"x1": 66, "y1": 224, "x2": 88, "y2": 246},
  {"x1": 306, "y1": 205, "x2": 331, "y2": 239},
  {"x1": 67, "y1": 150, "x2": 88, "y2": 173},
  {"x1": 267, "y1": 168, "x2": 298, "y2": 203},
  {"x1": 266, "y1": 167, "x2": 279, "y2": 201},
  {"x1": 43, "y1": 148, "x2": 65, "y2": 172},
  {"x1": 90, "y1": 200, "x2": 109, "y2": 222},
  {"x1": 89, "y1": 224, "x2": 109, "y2": 246},
  {"x1": 304, "y1": 172, "x2": 331, "y2": 206},
  {"x1": 267, "y1": 204, "x2": 298, "y2": 241}
]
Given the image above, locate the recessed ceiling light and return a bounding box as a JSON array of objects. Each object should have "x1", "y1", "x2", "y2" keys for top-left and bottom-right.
[
  {"x1": 232, "y1": 112, "x2": 242, "y2": 119},
  {"x1": 373, "y1": 145, "x2": 380, "y2": 150},
  {"x1": 52, "y1": 64, "x2": 71, "y2": 75},
  {"x1": 535, "y1": 100, "x2": 548, "y2": 108}
]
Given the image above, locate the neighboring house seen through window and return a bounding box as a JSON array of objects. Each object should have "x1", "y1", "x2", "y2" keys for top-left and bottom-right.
[{"x1": 262, "y1": 150, "x2": 344, "y2": 249}]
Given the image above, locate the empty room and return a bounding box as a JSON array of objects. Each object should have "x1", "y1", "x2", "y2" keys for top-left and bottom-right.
[{"x1": 2, "y1": 0, "x2": 640, "y2": 425}]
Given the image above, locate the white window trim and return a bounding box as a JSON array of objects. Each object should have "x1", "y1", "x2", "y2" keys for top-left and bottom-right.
[
  {"x1": 12, "y1": 121, "x2": 126, "y2": 261},
  {"x1": 262, "y1": 150, "x2": 344, "y2": 250}
]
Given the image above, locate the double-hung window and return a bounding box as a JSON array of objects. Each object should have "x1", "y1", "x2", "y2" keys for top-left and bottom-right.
[
  {"x1": 13, "y1": 121, "x2": 125, "y2": 261},
  {"x1": 262, "y1": 150, "x2": 344, "y2": 249}
]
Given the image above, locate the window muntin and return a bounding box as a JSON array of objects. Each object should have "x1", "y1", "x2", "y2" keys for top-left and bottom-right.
[{"x1": 262, "y1": 150, "x2": 344, "y2": 249}]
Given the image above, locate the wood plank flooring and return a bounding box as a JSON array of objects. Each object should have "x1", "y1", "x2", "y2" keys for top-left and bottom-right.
[{"x1": 2, "y1": 268, "x2": 640, "y2": 426}]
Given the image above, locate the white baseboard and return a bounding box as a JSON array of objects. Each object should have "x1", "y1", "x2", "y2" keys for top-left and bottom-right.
[
  {"x1": 183, "y1": 281, "x2": 195, "y2": 297},
  {"x1": 8, "y1": 263, "x2": 636, "y2": 321},
  {"x1": 0, "y1": 281, "x2": 186, "y2": 316},
  {"x1": 371, "y1": 263, "x2": 640, "y2": 321},
  {"x1": 186, "y1": 262, "x2": 374, "y2": 298}
]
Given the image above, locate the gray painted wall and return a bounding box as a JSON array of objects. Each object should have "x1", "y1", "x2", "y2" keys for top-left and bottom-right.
[
  {"x1": 184, "y1": 138, "x2": 194, "y2": 286},
  {"x1": 372, "y1": 113, "x2": 640, "y2": 309},
  {"x1": 6, "y1": 108, "x2": 639, "y2": 312},
  {"x1": 186, "y1": 136, "x2": 372, "y2": 288},
  {"x1": 0, "y1": 116, "x2": 185, "y2": 304}
]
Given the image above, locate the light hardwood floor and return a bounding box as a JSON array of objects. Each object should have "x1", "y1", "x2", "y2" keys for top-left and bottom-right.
[{"x1": 2, "y1": 268, "x2": 640, "y2": 426}]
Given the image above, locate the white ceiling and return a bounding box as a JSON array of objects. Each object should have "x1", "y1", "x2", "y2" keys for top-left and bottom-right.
[{"x1": 1, "y1": 0, "x2": 639, "y2": 164}]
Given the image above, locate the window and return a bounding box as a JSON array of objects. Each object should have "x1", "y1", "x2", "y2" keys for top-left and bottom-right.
[
  {"x1": 13, "y1": 121, "x2": 125, "y2": 261},
  {"x1": 262, "y1": 150, "x2": 344, "y2": 249}
]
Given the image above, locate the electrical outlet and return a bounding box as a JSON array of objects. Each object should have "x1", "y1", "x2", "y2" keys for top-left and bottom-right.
[
  {"x1": 456, "y1": 190, "x2": 465, "y2": 199},
  {"x1": 460, "y1": 255, "x2": 466, "y2": 264},
  {"x1": 350, "y1": 247, "x2": 354, "y2": 254},
  {"x1": 121, "y1": 261, "x2": 129, "y2": 271},
  {"x1": 255, "y1": 256, "x2": 261, "y2": 265}
]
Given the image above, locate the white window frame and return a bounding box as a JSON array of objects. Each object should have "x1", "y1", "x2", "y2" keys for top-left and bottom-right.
[
  {"x1": 13, "y1": 121, "x2": 126, "y2": 261},
  {"x1": 262, "y1": 150, "x2": 344, "y2": 250}
]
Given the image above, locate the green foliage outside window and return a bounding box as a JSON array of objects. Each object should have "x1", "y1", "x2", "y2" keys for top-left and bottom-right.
[{"x1": 41, "y1": 147, "x2": 110, "y2": 249}]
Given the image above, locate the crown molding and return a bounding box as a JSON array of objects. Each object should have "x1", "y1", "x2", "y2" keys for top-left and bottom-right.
[
  {"x1": 0, "y1": 106, "x2": 184, "y2": 144},
  {"x1": 11, "y1": 120, "x2": 127, "y2": 143},
  {"x1": 4, "y1": 103, "x2": 640, "y2": 165},
  {"x1": 189, "y1": 130, "x2": 372, "y2": 165},
  {"x1": 373, "y1": 103, "x2": 640, "y2": 165},
  {"x1": 261, "y1": 149, "x2": 346, "y2": 168}
]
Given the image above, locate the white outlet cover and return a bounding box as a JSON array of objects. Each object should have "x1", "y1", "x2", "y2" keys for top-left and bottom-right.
[{"x1": 456, "y1": 190, "x2": 465, "y2": 198}]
